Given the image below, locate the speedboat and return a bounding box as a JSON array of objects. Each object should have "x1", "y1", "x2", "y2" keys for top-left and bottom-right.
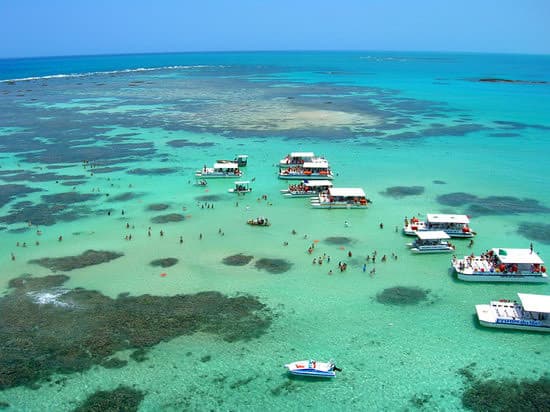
[
  {"x1": 247, "y1": 217, "x2": 270, "y2": 226},
  {"x1": 403, "y1": 214, "x2": 475, "y2": 238},
  {"x1": 280, "y1": 179, "x2": 333, "y2": 198},
  {"x1": 195, "y1": 162, "x2": 242, "y2": 178},
  {"x1": 311, "y1": 187, "x2": 370, "y2": 209},
  {"x1": 452, "y1": 248, "x2": 548, "y2": 283},
  {"x1": 407, "y1": 231, "x2": 455, "y2": 253},
  {"x1": 285, "y1": 360, "x2": 340, "y2": 378},
  {"x1": 228, "y1": 181, "x2": 252, "y2": 194},
  {"x1": 475, "y1": 293, "x2": 550, "y2": 332}
]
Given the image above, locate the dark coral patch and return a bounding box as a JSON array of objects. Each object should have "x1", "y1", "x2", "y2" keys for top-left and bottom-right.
[
  {"x1": 376, "y1": 287, "x2": 429, "y2": 305},
  {"x1": 380, "y1": 186, "x2": 424, "y2": 198},
  {"x1": 127, "y1": 167, "x2": 178, "y2": 175},
  {"x1": 150, "y1": 258, "x2": 178, "y2": 268},
  {"x1": 107, "y1": 192, "x2": 143, "y2": 202},
  {"x1": 150, "y1": 213, "x2": 185, "y2": 224},
  {"x1": 195, "y1": 194, "x2": 224, "y2": 202},
  {"x1": 324, "y1": 236, "x2": 354, "y2": 245},
  {"x1": 166, "y1": 139, "x2": 216, "y2": 148},
  {"x1": 0, "y1": 202, "x2": 94, "y2": 226},
  {"x1": 437, "y1": 192, "x2": 478, "y2": 207},
  {"x1": 466, "y1": 196, "x2": 550, "y2": 216},
  {"x1": 0, "y1": 184, "x2": 42, "y2": 208},
  {"x1": 517, "y1": 222, "x2": 550, "y2": 245},
  {"x1": 29, "y1": 250, "x2": 123, "y2": 271},
  {"x1": 74, "y1": 386, "x2": 144, "y2": 412},
  {"x1": 0, "y1": 276, "x2": 271, "y2": 390},
  {"x1": 462, "y1": 377, "x2": 550, "y2": 412},
  {"x1": 255, "y1": 258, "x2": 292, "y2": 274},
  {"x1": 8, "y1": 274, "x2": 70, "y2": 290},
  {"x1": 146, "y1": 203, "x2": 170, "y2": 211},
  {"x1": 41, "y1": 192, "x2": 100, "y2": 204},
  {"x1": 222, "y1": 254, "x2": 254, "y2": 266}
]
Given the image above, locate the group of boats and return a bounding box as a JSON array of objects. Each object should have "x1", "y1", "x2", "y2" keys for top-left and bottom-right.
[
  {"x1": 193, "y1": 152, "x2": 549, "y2": 338},
  {"x1": 401, "y1": 213, "x2": 548, "y2": 332},
  {"x1": 278, "y1": 152, "x2": 371, "y2": 208}
]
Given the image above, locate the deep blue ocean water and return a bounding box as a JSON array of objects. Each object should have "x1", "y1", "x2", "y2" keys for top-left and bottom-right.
[{"x1": 0, "y1": 51, "x2": 549, "y2": 411}]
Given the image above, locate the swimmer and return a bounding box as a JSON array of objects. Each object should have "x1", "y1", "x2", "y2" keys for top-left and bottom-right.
[
  {"x1": 160, "y1": 230, "x2": 164, "y2": 237},
  {"x1": 180, "y1": 236, "x2": 183, "y2": 244}
]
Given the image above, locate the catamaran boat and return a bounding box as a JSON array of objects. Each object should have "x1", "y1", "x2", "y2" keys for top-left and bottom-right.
[
  {"x1": 228, "y1": 181, "x2": 252, "y2": 194},
  {"x1": 311, "y1": 187, "x2": 370, "y2": 209},
  {"x1": 285, "y1": 360, "x2": 340, "y2": 378},
  {"x1": 452, "y1": 248, "x2": 548, "y2": 283},
  {"x1": 403, "y1": 214, "x2": 475, "y2": 238},
  {"x1": 195, "y1": 162, "x2": 242, "y2": 178},
  {"x1": 279, "y1": 152, "x2": 325, "y2": 167},
  {"x1": 407, "y1": 231, "x2": 455, "y2": 253},
  {"x1": 280, "y1": 180, "x2": 333, "y2": 197},
  {"x1": 475, "y1": 293, "x2": 550, "y2": 332},
  {"x1": 278, "y1": 161, "x2": 334, "y2": 180}
]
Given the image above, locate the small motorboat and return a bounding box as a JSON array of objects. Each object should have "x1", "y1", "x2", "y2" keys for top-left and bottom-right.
[
  {"x1": 193, "y1": 179, "x2": 208, "y2": 187},
  {"x1": 247, "y1": 217, "x2": 270, "y2": 226},
  {"x1": 285, "y1": 360, "x2": 340, "y2": 378}
]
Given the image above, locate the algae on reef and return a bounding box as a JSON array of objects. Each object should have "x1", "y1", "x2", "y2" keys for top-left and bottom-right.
[{"x1": 0, "y1": 275, "x2": 271, "y2": 390}]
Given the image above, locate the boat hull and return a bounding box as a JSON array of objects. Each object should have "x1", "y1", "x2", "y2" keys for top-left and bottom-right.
[
  {"x1": 456, "y1": 272, "x2": 549, "y2": 283},
  {"x1": 279, "y1": 174, "x2": 334, "y2": 180},
  {"x1": 403, "y1": 228, "x2": 474, "y2": 238},
  {"x1": 411, "y1": 247, "x2": 453, "y2": 253}
]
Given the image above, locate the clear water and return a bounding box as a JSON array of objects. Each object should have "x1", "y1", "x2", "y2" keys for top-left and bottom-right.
[{"x1": 0, "y1": 51, "x2": 549, "y2": 410}]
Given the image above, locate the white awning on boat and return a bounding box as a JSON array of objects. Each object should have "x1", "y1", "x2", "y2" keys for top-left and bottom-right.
[
  {"x1": 492, "y1": 248, "x2": 544, "y2": 264},
  {"x1": 234, "y1": 181, "x2": 250, "y2": 185},
  {"x1": 416, "y1": 231, "x2": 450, "y2": 240},
  {"x1": 303, "y1": 161, "x2": 329, "y2": 168},
  {"x1": 328, "y1": 188, "x2": 366, "y2": 197},
  {"x1": 214, "y1": 162, "x2": 238, "y2": 168},
  {"x1": 304, "y1": 180, "x2": 333, "y2": 187},
  {"x1": 518, "y1": 293, "x2": 550, "y2": 313},
  {"x1": 289, "y1": 152, "x2": 315, "y2": 158},
  {"x1": 426, "y1": 214, "x2": 470, "y2": 224}
]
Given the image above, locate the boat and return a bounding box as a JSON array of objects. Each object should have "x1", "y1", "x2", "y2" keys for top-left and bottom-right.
[
  {"x1": 285, "y1": 360, "x2": 340, "y2": 378},
  {"x1": 228, "y1": 181, "x2": 252, "y2": 194},
  {"x1": 278, "y1": 161, "x2": 334, "y2": 180},
  {"x1": 280, "y1": 180, "x2": 333, "y2": 197},
  {"x1": 403, "y1": 214, "x2": 475, "y2": 238},
  {"x1": 218, "y1": 154, "x2": 248, "y2": 167},
  {"x1": 452, "y1": 248, "x2": 548, "y2": 283},
  {"x1": 407, "y1": 231, "x2": 455, "y2": 253},
  {"x1": 310, "y1": 187, "x2": 370, "y2": 209},
  {"x1": 279, "y1": 152, "x2": 325, "y2": 167},
  {"x1": 475, "y1": 293, "x2": 550, "y2": 332},
  {"x1": 195, "y1": 162, "x2": 242, "y2": 178},
  {"x1": 235, "y1": 154, "x2": 248, "y2": 167},
  {"x1": 193, "y1": 178, "x2": 208, "y2": 187},
  {"x1": 247, "y1": 217, "x2": 270, "y2": 226}
]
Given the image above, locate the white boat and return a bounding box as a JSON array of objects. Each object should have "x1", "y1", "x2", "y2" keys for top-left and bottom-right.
[
  {"x1": 311, "y1": 187, "x2": 370, "y2": 209},
  {"x1": 408, "y1": 231, "x2": 455, "y2": 253},
  {"x1": 280, "y1": 180, "x2": 333, "y2": 197},
  {"x1": 228, "y1": 181, "x2": 252, "y2": 194},
  {"x1": 403, "y1": 214, "x2": 475, "y2": 238},
  {"x1": 247, "y1": 217, "x2": 270, "y2": 226},
  {"x1": 195, "y1": 162, "x2": 243, "y2": 178},
  {"x1": 452, "y1": 248, "x2": 548, "y2": 283},
  {"x1": 285, "y1": 360, "x2": 340, "y2": 378},
  {"x1": 279, "y1": 152, "x2": 325, "y2": 167},
  {"x1": 278, "y1": 161, "x2": 334, "y2": 180},
  {"x1": 476, "y1": 293, "x2": 550, "y2": 332}
]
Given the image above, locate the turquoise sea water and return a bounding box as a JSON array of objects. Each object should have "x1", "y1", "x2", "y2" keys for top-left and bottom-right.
[{"x1": 0, "y1": 51, "x2": 549, "y2": 411}]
